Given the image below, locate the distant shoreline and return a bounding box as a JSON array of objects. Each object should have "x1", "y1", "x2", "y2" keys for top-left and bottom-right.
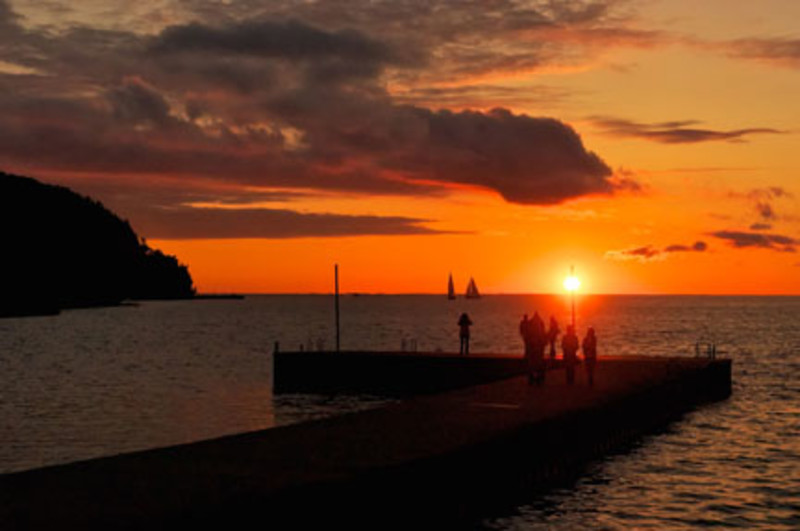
[{"x1": 0, "y1": 294, "x2": 245, "y2": 319}]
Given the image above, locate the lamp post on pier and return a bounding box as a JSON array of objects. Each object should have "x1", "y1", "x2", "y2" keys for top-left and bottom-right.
[{"x1": 334, "y1": 264, "x2": 340, "y2": 352}]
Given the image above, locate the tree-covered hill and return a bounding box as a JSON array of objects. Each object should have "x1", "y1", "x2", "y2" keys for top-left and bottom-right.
[{"x1": 0, "y1": 172, "x2": 195, "y2": 317}]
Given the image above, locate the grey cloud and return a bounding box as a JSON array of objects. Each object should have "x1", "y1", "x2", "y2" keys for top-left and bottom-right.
[
  {"x1": 755, "y1": 201, "x2": 776, "y2": 221},
  {"x1": 129, "y1": 205, "x2": 445, "y2": 240},
  {"x1": 664, "y1": 241, "x2": 707, "y2": 253},
  {"x1": 32, "y1": 173, "x2": 449, "y2": 240},
  {"x1": 108, "y1": 77, "x2": 173, "y2": 126},
  {"x1": 173, "y1": 0, "x2": 660, "y2": 83},
  {"x1": 607, "y1": 240, "x2": 708, "y2": 261},
  {"x1": 710, "y1": 230, "x2": 798, "y2": 252},
  {"x1": 414, "y1": 108, "x2": 615, "y2": 204},
  {"x1": 393, "y1": 84, "x2": 570, "y2": 109},
  {"x1": 746, "y1": 187, "x2": 791, "y2": 200},
  {"x1": 749, "y1": 223, "x2": 772, "y2": 231},
  {"x1": 735, "y1": 186, "x2": 793, "y2": 224},
  {"x1": 611, "y1": 245, "x2": 661, "y2": 260},
  {"x1": 0, "y1": 0, "x2": 17, "y2": 29},
  {"x1": 1, "y1": 1, "x2": 667, "y2": 91},
  {"x1": 722, "y1": 37, "x2": 800, "y2": 68},
  {"x1": 54, "y1": 177, "x2": 309, "y2": 212},
  {"x1": 150, "y1": 19, "x2": 417, "y2": 68},
  {"x1": 0, "y1": 3, "x2": 626, "y2": 226},
  {"x1": 590, "y1": 117, "x2": 783, "y2": 144},
  {"x1": 0, "y1": 88, "x2": 621, "y2": 206}
]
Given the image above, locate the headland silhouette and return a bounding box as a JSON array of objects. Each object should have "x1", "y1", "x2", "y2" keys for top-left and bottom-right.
[{"x1": 0, "y1": 171, "x2": 195, "y2": 317}]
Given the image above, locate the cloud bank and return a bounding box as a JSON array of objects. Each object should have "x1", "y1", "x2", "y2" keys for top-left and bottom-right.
[
  {"x1": 709, "y1": 231, "x2": 797, "y2": 253},
  {"x1": 0, "y1": 0, "x2": 626, "y2": 238},
  {"x1": 606, "y1": 241, "x2": 708, "y2": 262},
  {"x1": 590, "y1": 117, "x2": 782, "y2": 144}
]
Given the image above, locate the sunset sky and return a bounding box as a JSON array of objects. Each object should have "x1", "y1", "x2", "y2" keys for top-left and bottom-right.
[{"x1": 1, "y1": 0, "x2": 798, "y2": 294}]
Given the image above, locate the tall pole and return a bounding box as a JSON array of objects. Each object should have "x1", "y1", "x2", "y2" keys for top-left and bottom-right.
[
  {"x1": 334, "y1": 264, "x2": 340, "y2": 352},
  {"x1": 570, "y1": 265, "x2": 576, "y2": 329}
]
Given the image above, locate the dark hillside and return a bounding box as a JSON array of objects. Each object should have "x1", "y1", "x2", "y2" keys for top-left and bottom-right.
[{"x1": 0, "y1": 172, "x2": 194, "y2": 317}]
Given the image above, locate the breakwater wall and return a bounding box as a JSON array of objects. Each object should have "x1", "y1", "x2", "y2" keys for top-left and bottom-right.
[
  {"x1": 274, "y1": 350, "x2": 531, "y2": 395},
  {"x1": 1, "y1": 355, "x2": 731, "y2": 529}
]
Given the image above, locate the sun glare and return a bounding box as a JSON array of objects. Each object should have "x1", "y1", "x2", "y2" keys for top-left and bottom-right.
[{"x1": 564, "y1": 275, "x2": 580, "y2": 292}]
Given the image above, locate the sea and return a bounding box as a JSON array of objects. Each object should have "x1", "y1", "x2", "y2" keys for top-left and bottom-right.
[{"x1": 1, "y1": 295, "x2": 797, "y2": 529}]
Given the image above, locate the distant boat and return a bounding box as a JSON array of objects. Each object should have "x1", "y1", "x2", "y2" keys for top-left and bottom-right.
[
  {"x1": 447, "y1": 273, "x2": 456, "y2": 300},
  {"x1": 465, "y1": 277, "x2": 480, "y2": 299}
]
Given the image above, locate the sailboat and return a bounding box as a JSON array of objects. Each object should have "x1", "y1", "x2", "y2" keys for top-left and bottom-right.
[
  {"x1": 465, "y1": 277, "x2": 480, "y2": 299},
  {"x1": 447, "y1": 273, "x2": 456, "y2": 300}
]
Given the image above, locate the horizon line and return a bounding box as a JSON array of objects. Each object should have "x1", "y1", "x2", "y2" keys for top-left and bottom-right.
[{"x1": 195, "y1": 292, "x2": 800, "y2": 297}]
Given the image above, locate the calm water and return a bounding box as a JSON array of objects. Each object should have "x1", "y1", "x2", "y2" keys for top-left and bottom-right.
[{"x1": 1, "y1": 295, "x2": 798, "y2": 529}]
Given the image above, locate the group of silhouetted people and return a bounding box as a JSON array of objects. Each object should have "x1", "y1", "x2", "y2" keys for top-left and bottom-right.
[
  {"x1": 520, "y1": 313, "x2": 597, "y2": 386},
  {"x1": 456, "y1": 312, "x2": 597, "y2": 385}
]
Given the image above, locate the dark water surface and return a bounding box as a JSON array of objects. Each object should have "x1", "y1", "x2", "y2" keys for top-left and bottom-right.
[{"x1": 1, "y1": 295, "x2": 798, "y2": 529}]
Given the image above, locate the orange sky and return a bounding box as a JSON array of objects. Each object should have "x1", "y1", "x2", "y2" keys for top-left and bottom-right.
[{"x1": 1, "y1": 0, "x2": 798, "y2": 294}]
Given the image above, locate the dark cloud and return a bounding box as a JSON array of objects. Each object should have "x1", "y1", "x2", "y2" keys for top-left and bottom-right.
[
  {"x1": 168, "y1": 0, "x2": 664, "y2": 83},
  {"x1": 150, "y1": 19, "x2": 418, "y2": 69},
  {"x1": 607, "y1": 240, "x2": 708, "y2": 261},
  {"x1": 664, "y1": 241, "x2": 707, "y2": 253},
  {"x1": 409, "y1": 108, "x2": 614, "y2": 204},
  {"x1": 755, "y1": 201, "x2": 776, "y2": 221},
  {"x1": 51, "y1": 176, "x2": 309, "y2": 212},
  {"x1": 0, "y1": 0, "x2": 17, "y2": 29},
  {"x1": 731, "y1": 186, "x2": 793, "y2": 225},
  {"x1": 721, "y1": 37, "x2": 800, "y2": 68},
  {"x1": 36, "y1": 175, "x2": 445, "y2": 240},
  {"x1": 0, "y1": 73, "x2": 618, "y2": 207},
  {"x1": 393, "y1": 84, "x2": 570, "y2": 110},
  {"x1": 710, "y1": 230, "x2": 798, "y2": 253},
  {"x1": 590, "y1": 117, "x2": 783, "y2": 144},
  {"x1": 749, "y1": 222, "x2": 772, "y2": 231},
  {"x1": 0, "y1": 1, "x2": 632, "y2": 242},
  {"x1": 107, "y1": 77, "x2": 173, "y2": 126},
  {"x1": 607, "y1": 245, "x2": 661, "y2": 260},
  {"x1": 129, "y1": 205, "x2": 446, "y2": 240},
  {"x1": 746, "y1": 186, "x2": 792, "y2": 200}
]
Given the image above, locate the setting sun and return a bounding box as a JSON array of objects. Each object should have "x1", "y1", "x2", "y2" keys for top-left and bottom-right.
[{"x1": 564, "y1": 275, "x2": 581, "y2": 292}]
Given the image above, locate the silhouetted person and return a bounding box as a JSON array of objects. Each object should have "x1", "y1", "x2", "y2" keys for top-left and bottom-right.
[
  {"x1": 519, "y1": 313, "x2": 531, "y2": 360},
  {"x1": 547, "y1": 315, "x2": 560, "y2": 361},
  {"x1": 520, "y1": 314, "x2": 534, "y2": 383},
  {"x1": 582, "y1": 327, "x2": 598, "y2": 386},
  {"x1": 562, "y1": 325, "x2": 579, "y2": 385},
  {"x1": 527, "y1": 311, "x2": 547, "y2": 385},
  {"x1": 458, "y1": 312, "x2": 473, "y2": 355}
]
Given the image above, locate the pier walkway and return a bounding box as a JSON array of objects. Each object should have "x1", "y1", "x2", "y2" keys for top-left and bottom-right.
[{"x1": 1, "y1": 355, "x2": 730, "y2": 529}]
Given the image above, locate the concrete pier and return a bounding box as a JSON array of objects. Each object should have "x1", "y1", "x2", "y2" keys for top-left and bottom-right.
[
  {"x1": 274, "y1": 350, "x2": 531, "y2": 395},
  {"x1": 1, "y1": 355, "x2": 731, "y2": 530}
]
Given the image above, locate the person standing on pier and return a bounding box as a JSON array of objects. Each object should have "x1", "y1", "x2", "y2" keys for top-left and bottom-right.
[
  {"x1": 528, "y1": 312, "x2": 547, "y2": 385},
  {"x1": 562, "y1": 325, "x2": 579, "y2": 385},
  {"x1": 582, "y1": 327, "x2": 598, "y2": 386},
  {"x1": 547, "y1": 316, "x2": 560, "y2": 361},
  {"x1": 458, "y1": 312, "x2": 473, "y2": 355},
  {"x1": 520, "y1": 314, "x2": 534, "y2": 384},
  {"x1": 519, "y1": 314, "x2": 531, "y2": 355}
]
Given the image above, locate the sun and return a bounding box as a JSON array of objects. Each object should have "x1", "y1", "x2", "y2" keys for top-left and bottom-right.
[{"x1": 564, "y1": 275, "x2": 581, "y2": 292}]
